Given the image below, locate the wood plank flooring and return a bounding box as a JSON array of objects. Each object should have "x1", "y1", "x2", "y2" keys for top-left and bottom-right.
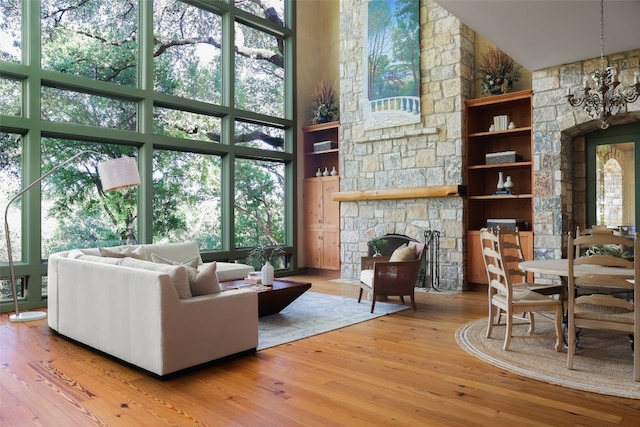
[{"x1": 1, "y1": 275, "x2": 639, "y2": 426}]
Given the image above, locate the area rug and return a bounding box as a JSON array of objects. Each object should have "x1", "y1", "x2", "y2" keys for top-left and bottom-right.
[
  {"x1": 258, "y1": 292, "x2": 408, "y2": 350},
  {"x1": 456, "y1": 316, "x2": 640, "y2": 399}
]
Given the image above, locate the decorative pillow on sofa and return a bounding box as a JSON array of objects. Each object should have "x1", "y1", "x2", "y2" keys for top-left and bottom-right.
[
  {"x1": 389, "y1": 243, "x2": 416, "y2": 261},
  {"x1": 99, "y1": 246, "x2": 145, "y2": 260},
  {"x1": 151, "y1": 253, "x2": 199, "y2": 269},
  {"x1": 119, "y1": 257, "x2": 192, "y2": 299},
  {"x1": 185, "y1": 262, "x2": 220, "y2": 296},
  {"x1": 142, "y1": 241, "x2": 202, "y2": 265},
  {"x1": 151, "y1": 254, "x2": 220, "y2": 296}
]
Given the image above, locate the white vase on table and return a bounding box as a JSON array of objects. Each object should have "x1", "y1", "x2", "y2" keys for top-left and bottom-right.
[{"x1": 261, "y1": 261, "x2": 274, "y2": 285}]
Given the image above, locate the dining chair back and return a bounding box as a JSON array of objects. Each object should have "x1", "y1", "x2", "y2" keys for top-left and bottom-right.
[
  {"x1": 497, "y1": 227, "x2": 564, "y2": 299},
  {"x1": 567, "y1": 231, "x2": 638, "y2": 381},
  {"x1": 480, "y1": 228, "x2": 563, "y2": 351}
]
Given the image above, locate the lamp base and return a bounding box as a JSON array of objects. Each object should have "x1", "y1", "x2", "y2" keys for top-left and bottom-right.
[{"x1": 9, "y1": 311, "x2": 47, "y2": 322}]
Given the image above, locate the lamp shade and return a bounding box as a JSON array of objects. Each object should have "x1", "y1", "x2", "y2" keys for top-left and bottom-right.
[{"x1": 98, "y1": 157, "x2": 140, "y2": 192}]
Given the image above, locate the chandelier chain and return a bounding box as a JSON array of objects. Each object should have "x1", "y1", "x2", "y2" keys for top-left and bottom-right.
[{"x1": 599, "y1": 0, "x2": 605, "y2": 71}]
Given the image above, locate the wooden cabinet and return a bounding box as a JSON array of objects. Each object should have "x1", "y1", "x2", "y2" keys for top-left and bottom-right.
[
  {"x1": 465, "y1": 90, "x2": 534, "y2": 285},
  {"x1": 302, "y1": 122, "x2": 340, "y2": 271}
]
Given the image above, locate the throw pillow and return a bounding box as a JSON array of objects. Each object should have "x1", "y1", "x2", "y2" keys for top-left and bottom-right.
[
  {"x1": 389, "y1": 243, "x2": 416, "y2": 262},
  {"x1": 99, "y1": 246, "x2": 145, "y2": 260},
  {"x1": 151, "y1": 253, "x2": 199, "y2": 269},
  {"x1": 119, "y1": 257, "x2": 192, "y2": 299},
  {"x1": 184, "y1": 262, "x2": 221, "y2": 296}
]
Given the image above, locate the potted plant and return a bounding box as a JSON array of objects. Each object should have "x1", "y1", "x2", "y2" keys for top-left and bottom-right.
[
  {"x1": 310, "y1": 79, "x2": 339, "y2": 124},
  {"x1": 368, "y1": 238, "x2": 388, "y2": 257},
  {"x1": 246, "y1": 243, "x2": 286, "y2": 270},
  {"x1": 477, "y1": 46, "x2": 521, "y2": 95}
]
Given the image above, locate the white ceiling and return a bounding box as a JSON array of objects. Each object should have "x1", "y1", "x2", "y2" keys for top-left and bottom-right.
[{"x1": 434, "y1": 0, "x2": 640, "y2": 71}]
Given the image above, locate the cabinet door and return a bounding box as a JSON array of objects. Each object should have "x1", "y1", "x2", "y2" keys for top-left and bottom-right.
[
  {"x1": 303, "y1": 179, "x2": 323, "y2": 228},
  {"x1": 321, "y1": 176, "x2": 340, "y2": 228},
  {"x1": 322, "y1": 230, "x2": 341, "y2": 270},
  {"x1": 467, "y1": 231, "x2": 488, "y2": 285},
  {"x1": 303, "y1": 229, "x2": 322, "y2": 268}
]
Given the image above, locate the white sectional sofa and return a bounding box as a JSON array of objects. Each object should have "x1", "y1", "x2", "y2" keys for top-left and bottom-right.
[{"x1": 47, "y1": 241, "x2": 257, "y2": 376}]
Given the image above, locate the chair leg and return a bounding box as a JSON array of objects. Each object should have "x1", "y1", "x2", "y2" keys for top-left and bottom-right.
[
  {"x1": 527, "y1": 312, "x2": 536, "y2": 335},
  {"x1": 503, "y1": 312, "x2": 513, "y2": 351},
  {"x1": 358, "y1": 287, "x2": 364, "y2": 303},
  {"x1": 486, "y1": 302, "x2": 496, "y2": 339},
  {"x1": 567, "y1": 315, "x2": 576, "y2": 369},
  {"x1": 399, "y1": 296, "x2": 405, "y2": 304},
  {"x1": 553, "y1": 305, "x2": 563, "y2": 352},
  {"x1": 410, "y1": 294, "x2": 416, "y2": 311},
  {"x1": 370, "y1": 297, "x2": 376, "y2": 313}
]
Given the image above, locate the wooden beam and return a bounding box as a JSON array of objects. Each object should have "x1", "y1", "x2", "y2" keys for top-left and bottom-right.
[{"x1": 331, "y1": 185, "x2": 462, "y2": 201}]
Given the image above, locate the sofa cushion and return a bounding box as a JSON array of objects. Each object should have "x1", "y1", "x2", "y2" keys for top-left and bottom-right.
[
  {"x1": 151, "y1": 253, "x2": 199, "y2": 269},
  {"x1": 142, "y1": 241, "x2": 202, "y2": 264},
  {"x1": 389, "y1": 243, "x2": 416, "y2": 261},
  {"x1": 78, "y1": 254, "x2": 124, "y2": 265},
  {"x1": 151, "y1": 254, "x2": 220, "y2": 296},
  {"x1": 120, "y1": 257, "x2": 192, "y2": 299},
  {"x1": 68, "y1": 249, "x2": 86, "y2": 260},
  {"x1": 99, "y1": 245, "x2": 145, "y2": 260},
  {"x1": 185, "y1": 262, "x2": 221, "y2": 296}
]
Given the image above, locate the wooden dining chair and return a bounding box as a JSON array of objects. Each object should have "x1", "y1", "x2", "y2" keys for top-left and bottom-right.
[
  {"x1": 481, "y1": 228, "x2": 564, "y2": 351},
  {"x1": 567, "y1": 231, "x2": 638, "y2": 381},
  {"x1": 497, "y1": 227, "x2": 565, "y2": 299}
]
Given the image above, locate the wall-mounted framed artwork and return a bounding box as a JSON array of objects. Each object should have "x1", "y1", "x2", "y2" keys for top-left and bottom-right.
[{"x1": 363, "y1": 0, "x2": 421, "y2": 131}]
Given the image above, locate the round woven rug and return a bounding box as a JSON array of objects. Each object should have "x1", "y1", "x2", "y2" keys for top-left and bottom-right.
[{"x1": 456, "y1": 316, "x2": 639, "y2": 399}]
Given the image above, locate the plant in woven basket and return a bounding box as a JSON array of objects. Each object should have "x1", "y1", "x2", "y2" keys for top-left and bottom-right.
[
  {"x1": 478, "y1": 46, "x2": 521, "y2": 95},
  {"x1": 310, "y1": 79, "x2": 339, "y2": 124}
]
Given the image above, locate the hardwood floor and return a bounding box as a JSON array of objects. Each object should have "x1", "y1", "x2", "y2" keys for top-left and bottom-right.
[{"x1": 2, "y1": 275, "x2": 639, "y2": 426}]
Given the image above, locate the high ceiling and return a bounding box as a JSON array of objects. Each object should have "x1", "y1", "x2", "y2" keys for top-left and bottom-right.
[{"x1": 434, "y1": 1, "x2": 640, "y2": 71}]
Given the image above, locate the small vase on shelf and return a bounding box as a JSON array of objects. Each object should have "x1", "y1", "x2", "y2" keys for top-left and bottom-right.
[
  {"x1": 315, "y1": 168, "x2": 322, "y2": 177},
  {"x1": 497, "y1": 171, "x2": 505, "y2": 191},
  {"x1": 322, "y1": 167, "x2": 329, "y2": 176},
  {"x1": 330, "y1": 166, "x2": 337, "y2": 176},
  {"x1": 504, "y1": 175, "x2": 513, "y2": 192}
]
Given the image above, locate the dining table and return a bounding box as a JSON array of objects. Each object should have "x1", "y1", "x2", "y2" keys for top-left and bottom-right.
[{"x1": 519, "y1": 259, "x2": 634, "y2": 279}]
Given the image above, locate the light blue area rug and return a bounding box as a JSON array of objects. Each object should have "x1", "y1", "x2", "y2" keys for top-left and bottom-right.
[{"x1": 258, "y1": 291, "x2": 409, "y2": 350}]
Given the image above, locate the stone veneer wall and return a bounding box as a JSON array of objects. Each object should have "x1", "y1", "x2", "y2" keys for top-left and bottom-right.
[
  {"x1": 338, "y1": 0, "x2": 473, "y2": 290},
  {"x1": 530, "y1": 48, "x2": 640, "y2": 266},
  {"x1": 337, "y1": 0, "x2": 639, "y2": 289}
]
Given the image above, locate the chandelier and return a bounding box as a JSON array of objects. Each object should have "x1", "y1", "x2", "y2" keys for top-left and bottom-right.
[{"x1": 566, "y1": 0, "x2": 640, "y2": 129}]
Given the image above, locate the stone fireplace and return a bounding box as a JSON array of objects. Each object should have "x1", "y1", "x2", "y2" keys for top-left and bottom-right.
[{"x1": 337, "y1": 0, "x2": 640, "y2": 290}]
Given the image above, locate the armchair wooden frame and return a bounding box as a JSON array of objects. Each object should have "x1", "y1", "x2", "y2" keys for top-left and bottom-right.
[
  {"x1": 358, "y1": 243, "x2": 425, "y2": 313},
  {"x1": 567, "y1": 231, "x2": 638, "y2": 381}
]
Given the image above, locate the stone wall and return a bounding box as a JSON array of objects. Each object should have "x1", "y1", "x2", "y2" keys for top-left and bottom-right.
[
  {"x1": 530, "y1": 49, "x2": 640, "y2": 263},
  {"x1": 338, "y1": 0, "x2": 472, "y2": 289},
  {"x1": 337, "y1": 0, "x2": 639, "y2": 289}
]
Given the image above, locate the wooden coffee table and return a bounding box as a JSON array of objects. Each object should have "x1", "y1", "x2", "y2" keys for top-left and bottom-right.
[{"x1": 220, "y1": 278, "x2": 312, "y2": 317}]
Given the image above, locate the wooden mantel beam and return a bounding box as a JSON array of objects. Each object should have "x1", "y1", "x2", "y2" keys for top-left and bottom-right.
[{"x1": 332, "y1": 185, "x2": 462, "y2": 202}]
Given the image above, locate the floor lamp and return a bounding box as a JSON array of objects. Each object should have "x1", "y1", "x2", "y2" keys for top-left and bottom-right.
[{"x1": 3, "y1": 151, "x2": 140, "y2": 322}]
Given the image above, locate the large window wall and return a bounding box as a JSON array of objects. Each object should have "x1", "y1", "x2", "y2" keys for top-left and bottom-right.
[{"x1": 0, "y1": 0, "x2": 295, "y2": 311}]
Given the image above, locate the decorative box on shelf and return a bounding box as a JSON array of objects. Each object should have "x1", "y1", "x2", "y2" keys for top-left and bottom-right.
[
  {"x1": 487, "y1": 218, "x2": 529, "y2": 231},
  {"x1": 313, "y1": 140, "x2": 338, "y2": 152},
  {"x1": 485, "y1": 150, "x2": 520, "y2": 165}
]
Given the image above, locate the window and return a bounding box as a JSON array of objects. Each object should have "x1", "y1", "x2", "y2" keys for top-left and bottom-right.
[
  {"x1": 586, "y1": 123, "x2": 639, "y2": 235},
  {"x1": 0, "y1": 0, "x2": 295, "y2": 311}
]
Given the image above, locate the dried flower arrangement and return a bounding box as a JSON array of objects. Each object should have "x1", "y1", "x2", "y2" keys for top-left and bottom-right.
[
  {"x1": 478, "y1": 47, "x2": 521, "y2": 95},
  {"x1": 310, "y1": 79, "x2": 339, "y2": 124}
]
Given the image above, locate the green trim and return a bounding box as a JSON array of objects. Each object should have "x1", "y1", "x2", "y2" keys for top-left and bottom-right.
[
  {"x1": 1, "y1": 0, "x2": 297, "y2": 312},
  {"x1": 586, "y1": 123, "x2": 640, "y2": 229}
]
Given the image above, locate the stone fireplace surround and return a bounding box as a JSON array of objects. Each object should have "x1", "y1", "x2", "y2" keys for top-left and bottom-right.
[{"x1": 337, "y1": 0, "x2": 640, "y2": 290}]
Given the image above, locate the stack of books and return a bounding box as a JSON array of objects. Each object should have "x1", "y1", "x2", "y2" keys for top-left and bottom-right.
[{"x1": 492, "y1": 115, "x2": 509, "y2": 131}]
